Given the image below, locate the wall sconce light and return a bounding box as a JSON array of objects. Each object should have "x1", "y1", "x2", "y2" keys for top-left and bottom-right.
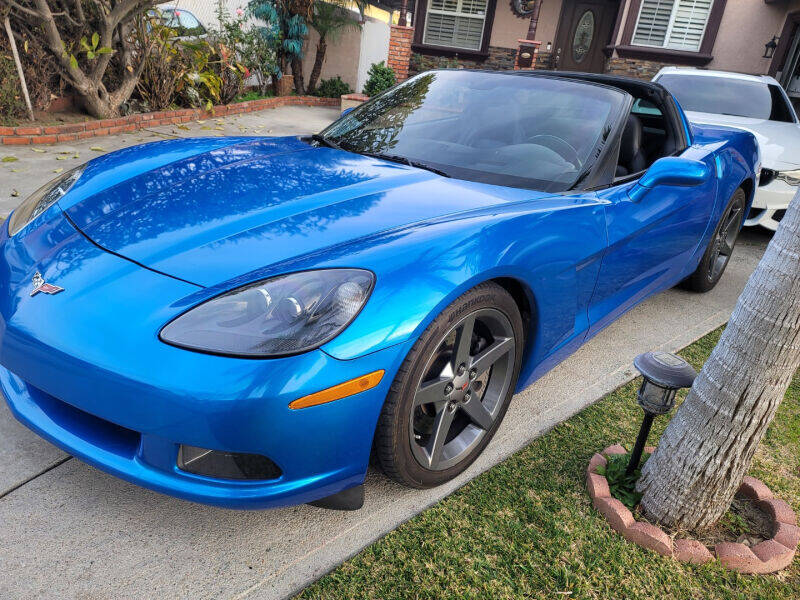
[{"x1": 764, "y1": 36, "x2": 779, "y2": 59}]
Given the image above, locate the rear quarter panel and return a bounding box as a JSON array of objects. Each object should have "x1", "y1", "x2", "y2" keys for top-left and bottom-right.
[{"x1": 689, "y1": 122, "x2": 759, "y2": 221}]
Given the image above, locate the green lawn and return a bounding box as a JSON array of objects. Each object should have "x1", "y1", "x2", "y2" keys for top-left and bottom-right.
[{"x1": 298, "y1": 328, "x2": 800, "y2": 600}]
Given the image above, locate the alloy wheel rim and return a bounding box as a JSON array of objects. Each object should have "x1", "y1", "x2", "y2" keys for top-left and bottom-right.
[
  {"x1": 409, "y1": 308, "x2": 516, "y2": 471},
  {"x1": 709, "y1": 197, "x2": 744, "y2": 281}
]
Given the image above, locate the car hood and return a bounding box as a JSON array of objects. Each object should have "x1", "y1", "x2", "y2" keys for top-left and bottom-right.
[
  {"x1": 61, "y1": 136, "x2": 543, "y2": 287},
  {"x1": 684, "y1": 110, "x2": 800, "y2": 170}
]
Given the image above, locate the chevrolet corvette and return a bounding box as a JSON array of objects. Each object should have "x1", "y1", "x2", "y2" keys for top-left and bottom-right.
[{"x1": 0, "y1": 71, "x2": 758, "y2": 510}]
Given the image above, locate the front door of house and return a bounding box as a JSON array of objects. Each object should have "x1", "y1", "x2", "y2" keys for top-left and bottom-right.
[{"x1": 553, "y1": 0, "x2": 619, "y2": 73}]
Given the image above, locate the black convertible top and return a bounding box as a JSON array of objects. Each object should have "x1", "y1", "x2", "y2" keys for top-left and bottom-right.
[
  {"x1": 511, "y1": 70, "x2": 691, "y2": 152},
  {"x1": 510, "y1": 71, "x2": 670, "y2": 104}
]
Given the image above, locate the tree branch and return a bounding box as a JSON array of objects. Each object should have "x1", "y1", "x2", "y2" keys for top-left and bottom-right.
[
  {"x1": 30, "y1": 0, "x2": 92, "y2": 90},
  {"x1": 3, "y1": 0, "x2": 43, "y2": 19}
]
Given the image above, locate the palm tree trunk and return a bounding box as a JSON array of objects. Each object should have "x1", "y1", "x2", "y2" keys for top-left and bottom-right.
[
  {"x1": 307, "y1": 34, "x2": 327, "y2": 95},
  {"x1": 636, "y1": 192, "x2": 800, "y2": 530},
  {"x1": 291, "y1": 55, "x2": 305, "y2": 95}
]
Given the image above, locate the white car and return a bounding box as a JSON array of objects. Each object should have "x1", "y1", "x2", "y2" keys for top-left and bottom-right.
[
  {"x1": 653, "y1": 67, "x2": 800, "y2": 231},
  {"x1": 151, "y1": 6, "x2": 208, "y2": 39}
]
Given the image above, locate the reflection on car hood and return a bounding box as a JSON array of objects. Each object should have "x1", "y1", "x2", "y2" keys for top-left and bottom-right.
[
  {"x1": 61, "y1": 136, "x2": 543, "y2": 287},
  {"x1": 685, "y1": 110, "x2": 800, "y2": 170}
]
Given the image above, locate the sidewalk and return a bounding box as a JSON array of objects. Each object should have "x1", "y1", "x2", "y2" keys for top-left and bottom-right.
[{"x1": 0, "y1": 229, "x2": 768, "y2": 599}]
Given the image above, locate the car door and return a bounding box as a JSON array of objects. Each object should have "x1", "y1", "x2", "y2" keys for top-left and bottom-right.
[{"x1": 587, "y1": 158, "x2": 717, "y2": 336}]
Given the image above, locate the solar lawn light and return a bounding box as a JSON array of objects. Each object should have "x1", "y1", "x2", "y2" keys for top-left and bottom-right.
[{"x1": 626, "y1": 351, "x2": 698, "y2": 475}]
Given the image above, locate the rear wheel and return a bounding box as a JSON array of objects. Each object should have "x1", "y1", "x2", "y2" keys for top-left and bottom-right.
[
  {"x1": 682, "y1": 188, "x2": 746, "y2": 293},
  {"x1": 375, "y1": 283, "x2": 524, "y2": 488}
]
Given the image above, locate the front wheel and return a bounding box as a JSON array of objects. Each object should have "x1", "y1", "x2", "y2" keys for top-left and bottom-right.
[
  {"x1": 375, "y1": 282, "x2": 524, "y2": 488},
  {"x1": 682, "y1": 187, "x2": 746, "y2": 293}
]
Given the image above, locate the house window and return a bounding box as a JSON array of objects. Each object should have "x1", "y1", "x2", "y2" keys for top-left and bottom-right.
[
  {"x1": 632, "y1": 0, "x2": 714, "y2": 52},
  {"x1": 422, "y1": 0, "x2": 489, "y2": 51}
]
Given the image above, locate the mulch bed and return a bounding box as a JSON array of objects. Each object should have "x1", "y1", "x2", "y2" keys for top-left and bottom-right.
[{"x1": 587, "y1": 444, "x2": 800, "y2": 574}]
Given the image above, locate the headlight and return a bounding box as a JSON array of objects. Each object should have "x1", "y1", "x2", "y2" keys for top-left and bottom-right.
[
  {"x1": 776, "y1": 169, "x2": 800, "y2": 187},
  {"x1": 8, "y1": 166, "x2": 84, "y2": 236},
  {"x1": 160, "y1": 269, "x2": 374, "y2": 357}
]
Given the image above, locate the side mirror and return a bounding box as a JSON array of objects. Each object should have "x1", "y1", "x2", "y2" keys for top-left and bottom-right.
[
  {"x1": 628, "y1": 157, "x2": 711, "y2": 202},
  {"x1": 341, "y1": 107, "x2": 354, "y2": 117}
]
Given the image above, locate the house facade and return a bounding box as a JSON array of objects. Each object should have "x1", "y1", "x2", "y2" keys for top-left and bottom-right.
[{"x1": 404, "y1": 0, "x2": 800, "y2": 97}]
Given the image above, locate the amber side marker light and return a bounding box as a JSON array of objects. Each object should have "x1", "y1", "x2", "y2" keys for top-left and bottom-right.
[{"x1": 289, "y1": 370, "x2": 385, "y2": 409}]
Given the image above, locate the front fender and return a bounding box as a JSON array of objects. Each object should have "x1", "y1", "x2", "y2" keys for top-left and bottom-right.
[{"x1": 320, "y1": 197, "x2": 608, "y2": 389}]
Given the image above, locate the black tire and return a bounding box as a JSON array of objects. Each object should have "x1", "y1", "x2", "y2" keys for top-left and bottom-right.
[
  {"x1": 375, "y1": 282, "x2": 524, "y2": 488},
  {"x1": 681, "y1": 187, "x2": 747, "y2": 293}
]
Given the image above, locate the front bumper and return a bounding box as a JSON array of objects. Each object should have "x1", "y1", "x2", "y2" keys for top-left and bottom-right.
[
  {"x1": 745, "y1": 177, "x2": 793, "y2": 231},
  {"x1": 0, "y1": 211, "x2": 409, "y2": 509}
]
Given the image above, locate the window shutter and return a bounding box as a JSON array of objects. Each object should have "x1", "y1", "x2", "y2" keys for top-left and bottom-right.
[
  {"x1": 633, "y1": 0, "x2": 674, "y2": 47},
  {"x1": 667, "y1": 0, "x2": 713, "y2": 51},
  {"x1": 423, "y1": 0, "x2": 488, "y2": 51}
]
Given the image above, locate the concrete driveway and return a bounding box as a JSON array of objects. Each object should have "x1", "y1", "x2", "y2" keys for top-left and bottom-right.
[
  {"x1": 0, "y1": 105, "x2": 341, "y2": 218},
  {"x1": 0, "y1": 106, "x2": 771, "y2": 599}
]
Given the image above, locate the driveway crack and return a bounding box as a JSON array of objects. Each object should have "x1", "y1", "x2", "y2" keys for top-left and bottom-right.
[{"x1": 0, "y1": 456, "x2": 72, "y2": 501}]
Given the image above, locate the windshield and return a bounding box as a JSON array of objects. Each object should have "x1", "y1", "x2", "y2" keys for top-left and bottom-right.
[
  {"x1": 657, "y1": 74, "x2": 795, "y2": 122},
  {"x1": 321, "y1": 71, "x2": 625, "y2": 192}
]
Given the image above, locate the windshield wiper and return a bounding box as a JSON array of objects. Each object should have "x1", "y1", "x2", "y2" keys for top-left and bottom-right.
[
  {"x1": 357, "y1": 151, "x2": 450, "y2": 178},
  {"x1": 308, "y1": 138, "x2": 450, "y2": 177},
  {"x1": 308, "y1": 133, "x2": 344, "y2": 151}
]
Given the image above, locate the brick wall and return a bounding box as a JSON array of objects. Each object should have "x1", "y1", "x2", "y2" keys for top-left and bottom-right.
[
  {"x1": 513, "y1": 40, "x2": 540, "y2": 70},
  {"x1": 388, "y1": 25, "x2": 414, "y2": 81},
  {"x1": 604, "y1": 57, "x2": 668, "y2": 81}
]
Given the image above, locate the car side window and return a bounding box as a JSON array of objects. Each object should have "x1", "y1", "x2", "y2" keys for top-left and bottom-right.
[
  {"x1": 616, "y1": 98, "x2": 672, "y2": 179},
  {"x1": 768, "y1": 85, "x2": 795, "y2": 123},
  {"x1": 632, "y1": 98, "x2": 662, "y2": 117}
]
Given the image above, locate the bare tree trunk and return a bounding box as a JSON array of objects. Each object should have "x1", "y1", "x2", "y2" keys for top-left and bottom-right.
[
  {"x1": 306, "y1": 34, "x2": 326, "y2": 95},
  {"x1": 637, "y1": 192, "x2": 800, "y2": 530},
  {"x1": 3, "y1": 15, "x2": 34, "y2": 119},
  {"x1": 3, "y1": 0, "x2": 154, "y2": 119}
]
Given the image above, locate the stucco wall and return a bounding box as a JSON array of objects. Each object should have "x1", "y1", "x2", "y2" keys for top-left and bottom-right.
[
  {"x1": 488, "y1": 0, "x2": 564, "y2": 49},
  {"x1": 359, "y1": 20, "x2": 392, "y2": 90},
  {"x1": 532, "y1": 0, "x2": 564, "y2": 48},
  {"x1": 707, "y1": 0, "x2": 800, "y2": 74},
  {"x1": 489, "y1": 2, "x2": 530, "y2": 48},
  {"x1": 301, "y1": 24, "x2": 363, "y2": 91}
]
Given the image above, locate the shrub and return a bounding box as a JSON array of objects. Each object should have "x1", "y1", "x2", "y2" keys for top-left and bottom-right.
[
  {"x1": 211, "y1": 6, "x2": 280, "y2": 99},
  {"x1": 0, "y1": 53, "x2": 26, "y2": 124},
  {"x1": 236, "y1": 90, "x2": 275, "y2": 102},
  {"x1": 362, "y1": 61, "x2": 395, "y2": 97},
  {"x1": 314, "y1": 76, "x2": 352, "y2": 98},
  {"x1": 135, "y1": 16, "x2": 184, "y2": 111},
  {"x1": 0, "y1": 31, "x2": 63, "y2": 113}
]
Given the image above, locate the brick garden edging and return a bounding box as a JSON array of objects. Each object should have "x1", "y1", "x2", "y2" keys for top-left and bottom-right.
[
  {"x1": 0, "y1": 96, "x2": 339, "y2": 145},
  {"x1": 588, "y1": 445, "x2": 800, "y2": 574}
]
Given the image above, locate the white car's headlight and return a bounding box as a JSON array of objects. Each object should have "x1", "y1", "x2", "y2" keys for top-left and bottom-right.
[
  {"x1": 8, "y1": 166, "x2": 84, "y2": 236},
  {"x1": 160, "y1": 269, "x2": 374, "y2": 357},
  {"x1": 776, "y1": 169, "x2": 800, "y2": 187}
]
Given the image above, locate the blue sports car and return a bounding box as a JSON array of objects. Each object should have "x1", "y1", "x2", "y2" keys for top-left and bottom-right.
[{"x1": 0, "y1": 71, "x2": 758, "y2": 510}]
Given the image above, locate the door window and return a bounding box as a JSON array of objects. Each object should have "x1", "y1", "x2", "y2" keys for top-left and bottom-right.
[{"x1": 572, "y1": 10, "x2": 596, "y2": 63}]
